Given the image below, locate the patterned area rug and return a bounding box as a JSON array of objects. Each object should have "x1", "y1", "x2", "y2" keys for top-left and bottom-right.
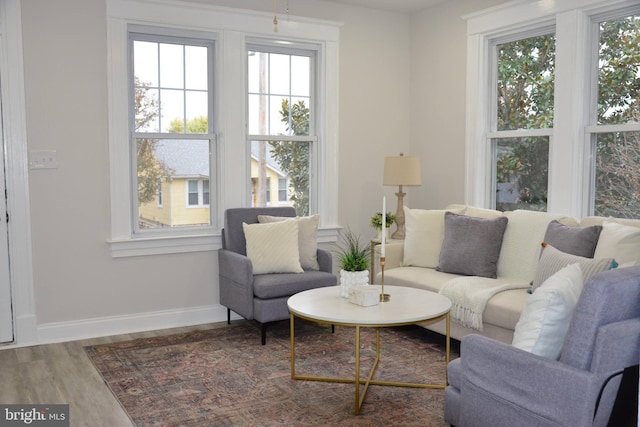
[{"x1": 85, "y1": 321, "x2": 459, "y2": 426}]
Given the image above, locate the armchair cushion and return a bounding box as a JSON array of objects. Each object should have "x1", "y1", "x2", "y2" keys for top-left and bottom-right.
[
  {"x1": 243, "y1": 221, "x2": 303, "y2": 274},
  {"x1": 258, "y1": 214, "x2": 320, "y2": 270}
]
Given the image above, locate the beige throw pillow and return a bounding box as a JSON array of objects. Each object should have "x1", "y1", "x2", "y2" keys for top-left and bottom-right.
[
  {"x1": 258, "y1": 214, "x2": 320, "y2": 270},
  {"x1": 243, "y1": 221, "x2": 303, "y2": 274},
  {"x1": 593, "y1": 220, "x2": 640, "y2": 265},
  {"x1": 402, "y1": 206, "x2": 464, "y2": 268}
]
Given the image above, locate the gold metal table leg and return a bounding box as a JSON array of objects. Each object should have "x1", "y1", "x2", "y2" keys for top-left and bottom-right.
[{"x1": 289, "y1": 312, "x2": 450, "y2": 415}]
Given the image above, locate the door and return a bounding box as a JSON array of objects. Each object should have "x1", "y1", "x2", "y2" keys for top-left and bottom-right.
[{"x1": 0, "y1": 93, "x2": 14, "y2": 343}]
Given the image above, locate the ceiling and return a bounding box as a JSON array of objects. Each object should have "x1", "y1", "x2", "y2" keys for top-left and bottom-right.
[{"x1": 321, "y1": 0, "x2": 446, "y2": 13}]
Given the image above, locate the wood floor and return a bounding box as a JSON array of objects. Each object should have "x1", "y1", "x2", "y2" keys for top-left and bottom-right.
[{"x1": 0, "y1": 321, "x2": 233, "y2": 427}]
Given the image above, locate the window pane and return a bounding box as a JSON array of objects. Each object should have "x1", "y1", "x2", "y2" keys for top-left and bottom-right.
[
  {"x1": 185, "y1": 45, "x2": 208, "y2": 90},
  {"x1": 134, "y1": 85, "x2": 159, "y2": 133},
  {"x1": 278, "y1": 177, "x2": 287, "y2": 202},
  {"x1": 159, "y1": 43, "x2": 184, "y2": 89},
  {"x1": 497, "y1": 34, "x2": 555, "y2": 131},
  {"x1": 594, "y1": 132, "x2": 640, "y2": 218},
  {"x1": 495, "y1": 137, "x2": 549, "y2": 212},
  {"x1": 185, "y1": 91, "x2": 208, "y2": 132},
  {"x1": 203, "y1": 180, "x2": 210, "y2": 205},
  {"x1": 597, "y1": 16, "x2": 640, "y2": 125},
  {"x1": 137, "y1": 139, "x2": 211, "y2": 228},
  {"x1": 134, "y1": 41, "x2": 158, "y2": 86},
  {"x1": 247, "y1": 51, "x2": 268, "y2": 94},
  {"x1": 291, "y1": 56, "x2": 310, "y2": 96},
  {"x1": 250, "y1": 140, "x2": 310, "y2": 216},
  {"x1": 269, "y1": 54, "x2": 290, "y2": 95},
  {"x1": 160, "y1": 89, "x2": 184, "y2": 132}
]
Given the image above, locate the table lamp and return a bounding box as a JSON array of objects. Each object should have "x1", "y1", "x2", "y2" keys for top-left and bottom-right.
[{"x1": 383, "y1": 153, "x2": 422, "y2": 239}]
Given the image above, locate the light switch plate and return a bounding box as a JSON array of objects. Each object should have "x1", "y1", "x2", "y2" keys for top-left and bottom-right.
[{"x1": 29, "y1": 150, "x2": 58, "y2": 170}]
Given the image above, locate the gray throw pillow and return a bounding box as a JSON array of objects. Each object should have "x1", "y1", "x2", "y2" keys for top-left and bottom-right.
[
  {"x1": 437, "y1": 212, "x2": 509, "y2": 279},
  {"x1": 542, "y1": 220, "x2": 602, "y2": 258}
]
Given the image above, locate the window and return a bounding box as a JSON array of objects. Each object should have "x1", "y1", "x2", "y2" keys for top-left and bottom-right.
[
  {"x1": 465, "y1": 0, "x2": 640, "y2": 218},
  {"x1": 278, "y1": 177, "x2": 287, "y2": 202},
  {"x1": 248, "y1": 46, "x2": 315, "y2": 216},
  {"x1": 131, "y1": 32, "x2": 214, "y2": 230},
  {"x1": 186, "y1": 179, "x2": 209, "y2": 206},
  {"x1": 492, "y1": 34, "x2": 555, "y2": 212},
  {"x1": 589, "y1": 14, "x2": 640, "y2": 218},
  {"x1": 107, "y1": 0, "x2": 339, "y2": 257}
]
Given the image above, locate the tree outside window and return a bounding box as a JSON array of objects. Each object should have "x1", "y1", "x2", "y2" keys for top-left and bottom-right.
[
  {"x1": 593, "y1": 15, "x2": 640, "y2": 218},
  {"x1": 494, "y1": 34, "x2": 555, "y2": 212}
]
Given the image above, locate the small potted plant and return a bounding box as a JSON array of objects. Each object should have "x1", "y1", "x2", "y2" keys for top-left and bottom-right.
[
  {"x1": 370, "y1": 211, "x2": 396, "y2": 240},
  {"x1": 334, "y1": 227, "x2": 371, "y2": 297}
]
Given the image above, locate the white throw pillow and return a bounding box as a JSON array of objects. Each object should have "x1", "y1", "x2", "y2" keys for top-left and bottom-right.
[
  {"x1": 243, "y1": 221, "x2": 303, "y2": 274},
  {"x1": 594, "y1": 220, "x2": 640, "y2": 265},
  {"x1": 258, "y1": 214, "x2": 320, "y2": 270},
  {"x1": 512, "y1": 263, "x2": 584, "y2": 360},
  {"x1": 402, "y1": 207, "x2": 463, "y2": 268}
]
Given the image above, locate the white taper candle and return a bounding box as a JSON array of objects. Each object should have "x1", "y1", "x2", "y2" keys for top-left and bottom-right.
[{"x1": 381, "y1": 196, "x2": 386, "y2": 257}]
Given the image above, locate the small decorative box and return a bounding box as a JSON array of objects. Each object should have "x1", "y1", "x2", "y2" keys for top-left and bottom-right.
[{"x1": 348, "y1": 286, "x2": 380, "y2": 307}]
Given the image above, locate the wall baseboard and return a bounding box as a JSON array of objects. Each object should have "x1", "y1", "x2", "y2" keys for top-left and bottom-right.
[{"x1": 15, "y1": 304, "x2": 241, "y2": 348}]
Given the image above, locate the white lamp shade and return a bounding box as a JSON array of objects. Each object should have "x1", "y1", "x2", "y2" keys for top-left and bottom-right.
[{"x1": 383, "y1": 155, "x2": 422, "y2": 186}]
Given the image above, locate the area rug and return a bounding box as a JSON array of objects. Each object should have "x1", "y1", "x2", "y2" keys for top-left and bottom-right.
[{"x1": 85, "y1": 321, "x2": 458, "y2": 426}]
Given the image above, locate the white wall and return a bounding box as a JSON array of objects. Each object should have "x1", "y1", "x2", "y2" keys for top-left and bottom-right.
[
  {"x1": 17, "y1": 0, "x2": 516, "y2": 344},
  {"x1": 409, "y1": 0, "x2": 507, "y2": 209},
  {"x1": 17, "y1": 0, "x2": 414, "y2": 344}
]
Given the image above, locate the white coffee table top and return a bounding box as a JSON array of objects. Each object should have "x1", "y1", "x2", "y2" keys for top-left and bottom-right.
[{"x1": 287, "y1": 285, "x2": 451, "y2": 326}]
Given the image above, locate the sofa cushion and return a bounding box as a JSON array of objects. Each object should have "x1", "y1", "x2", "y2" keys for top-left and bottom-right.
[
  {"x1": 379, "y1": 266, "x2": 460, "y2": 294},
  {"x1": 497, "y1": 210, "x2": 578, "y2": 282},
  {"x1": 531, "y1": 244, "x2": 614, "y2": 292},
  {"x1": 243, "y1": 221, "x2": 303, "y2": 274},
  {"x1": 437, "y1": 213, "x2": 508, "y2": 278},
  {"x1": 402, "y1": 206, "x2": 464, "y2": 268},
  {"x1": 258, "y1": 214, "x2": 320, "y2": 270},
  {"x1": 512, "y1": 263, "x2": 584, "y2": 360},
  {"x1": 542, "y1": 220, "x2": 602, "y2": 258},
  {"x1": 593, "y1": 220, "x2": 640, "y2": 265}
]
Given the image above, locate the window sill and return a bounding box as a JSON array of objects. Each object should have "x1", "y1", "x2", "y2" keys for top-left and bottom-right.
[{"x1": 109, "y1": 234, "x2": 222, "y2": 258}]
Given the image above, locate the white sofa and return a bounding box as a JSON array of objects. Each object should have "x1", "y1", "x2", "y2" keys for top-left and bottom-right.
[{"x1": 374, "y1": 204, "x2": 640, "y2": 344}]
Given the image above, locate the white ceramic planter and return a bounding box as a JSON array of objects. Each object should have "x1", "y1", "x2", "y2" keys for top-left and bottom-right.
[{"x1": 340, "y1": 269, "x2": 370, "y2": 298}]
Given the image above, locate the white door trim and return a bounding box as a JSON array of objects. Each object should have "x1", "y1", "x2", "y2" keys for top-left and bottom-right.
[{"x1": 0, "y1": 0, "x2": 37, "y2": 346}]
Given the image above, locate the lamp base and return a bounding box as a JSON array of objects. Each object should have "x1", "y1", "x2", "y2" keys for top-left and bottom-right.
[{"x1": 392, "y1": 185, "x2": 407, "y2": 240}]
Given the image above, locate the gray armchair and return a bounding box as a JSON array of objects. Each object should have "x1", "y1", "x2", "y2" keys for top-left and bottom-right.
[
  {"x1": 218, "y1": 207, "x2": 337, "y2": 344},
  {"x1": 444, "y1": 266, "x2": 640, "y2": 427}
]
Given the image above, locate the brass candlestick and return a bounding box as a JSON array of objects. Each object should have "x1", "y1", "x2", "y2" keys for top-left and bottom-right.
[{"x1": 380, "y1": 256, "x2": 390, "y2": 302}]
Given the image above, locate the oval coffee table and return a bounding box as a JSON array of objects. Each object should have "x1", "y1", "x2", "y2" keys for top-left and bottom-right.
[{"x1": 287, "y1": 285, "x2": 452, "y2": 415}]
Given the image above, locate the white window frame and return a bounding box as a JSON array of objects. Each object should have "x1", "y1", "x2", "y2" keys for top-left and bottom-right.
[
  {"x1": 106, "y1": 0, "x2": 340, "y2": 257},
  {"x1": 464, "y1": 0, "x2": 639, "y2": 218},
  {"x1": 247, "y1": 42, "x2": 318, "y2": 214}
]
